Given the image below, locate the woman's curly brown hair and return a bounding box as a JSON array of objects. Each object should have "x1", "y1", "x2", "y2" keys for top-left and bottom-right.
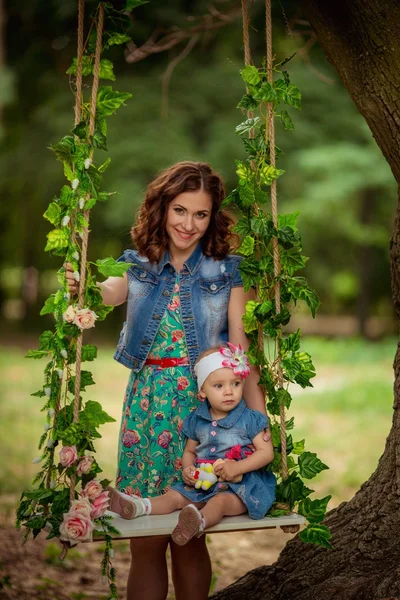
[{"x1": 131, "y1": 161, "x2": 239, "y2": 263}]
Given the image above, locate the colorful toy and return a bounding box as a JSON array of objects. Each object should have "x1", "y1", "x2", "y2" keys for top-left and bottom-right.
[{"x1": 192, "y1": 459, "x2": 243, "y2": 491}]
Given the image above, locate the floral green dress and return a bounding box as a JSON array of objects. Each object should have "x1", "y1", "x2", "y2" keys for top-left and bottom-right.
[{"x1": 115, "y1": 278, "x2": 198, "y2": 497}]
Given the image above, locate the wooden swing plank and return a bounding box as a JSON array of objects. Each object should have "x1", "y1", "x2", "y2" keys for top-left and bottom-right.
[{"x1": 96, "y1": 511, "x2": 305, "y2": 540}]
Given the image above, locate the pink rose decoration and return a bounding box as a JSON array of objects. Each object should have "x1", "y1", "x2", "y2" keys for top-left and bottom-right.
[
  {"x1": 157, "y1": 429, "x2": 172, "y2": 449},
  {"x1": 69, "y1": 498, "x2": 92, "y2": 517},
  {"x1": 63, "y1": 305, "x2": 77, "y2": 323},
  {"x1": 123, "y1": 429, "x2": 141, "y2": 448},
  {"x1": 177, "y1": 376, "x2": 190, "y2": 391},
  {"x1": 59, "y1": 445, "x2": 78, "y2": 468},
  {"x1": 77, "y1": 455, "x2": 94, "y2": 477},
  {"x1": 59, "y1": 510, "x2": 94, "y2": 543},
  {"x1": 73, "y1": 308, "x2": 98, "y2": 330},
  {"x1": 82, "y1": 479, "x2": 103, "y2": 500},
  {"x1": 90, "y1": 490, "x2": 110, "y2": 519}
]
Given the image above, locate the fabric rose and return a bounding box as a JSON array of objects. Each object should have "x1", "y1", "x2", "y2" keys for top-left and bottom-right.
[
  {"x1": 177, "y1": 376, "x2": 190, "y2": 391},
  {"x1": 59, "y1": 510, "x2": 94, "y2": 543},
  {"x1": 90, "y1": 490, "x2": 110, "y2": 519},
  {"x1": 168, "y1": 297, "x2": 180, "y2": 311},
  {"x1": 123, "y1": 429, "x2": 141, "y2": 448},
  {"x1": 139, "y1": 398, "x2": 149, "y2": 411},
  {"x1": 69, "y1": 498, "x2": 92, "y2": 517},
  {"x1": 220, "y1": 342, "x2": 251, "y2": 379},
  {"x1": 59, "y1": 445, "x2": 78, "y2": 468},
  {"x1": 82, "y1": 479, "x2": 103, "y2": 500},
  {"x1": 73, "y1": 308, "x2": 98, "y2": 330},
  {"x1": 157, "y1": 430, "x2": 172, "y2": 449},
  {"x1": 63, "y1": 305, "x2": 77, "y2": 324},
  {"x1": 77, "y1": 455, "x2": 94, "y2": 477}
]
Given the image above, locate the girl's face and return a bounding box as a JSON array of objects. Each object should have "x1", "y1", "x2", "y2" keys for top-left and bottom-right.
[
  {"x1": 166, "y1": 190, "x2": 212, "y2": 257},
  {"x1": 200, "y1": 368, "x2": 244, "y2": 419}
]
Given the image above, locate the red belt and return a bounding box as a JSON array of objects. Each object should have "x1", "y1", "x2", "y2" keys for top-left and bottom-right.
[{"x1": 144, "y1": 357, "x2": 190, "y2": 368}]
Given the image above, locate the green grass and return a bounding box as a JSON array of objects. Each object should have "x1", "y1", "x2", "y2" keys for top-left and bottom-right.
[{"x1": 0, "y1": 337, "x2": 396, "y2": 509}]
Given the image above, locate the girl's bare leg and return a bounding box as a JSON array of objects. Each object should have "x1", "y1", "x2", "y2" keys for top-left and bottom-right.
[
  {"x1": 200, "y1": 492, "x2": 246, "y2": 529},
  {"x1": 127, "y1": 536, "x2": 169, "y2": 600},
  {"x1": 150, "y1": 490, "x2": 191, "y2": 514},
  {"x1": 170, "y1": 535, "x2": 212, "y2": 600}
]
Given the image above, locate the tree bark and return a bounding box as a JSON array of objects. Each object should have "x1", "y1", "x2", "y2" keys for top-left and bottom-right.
[{"x1": 211, "y1": 1, "x2": 400, "y2": 598}]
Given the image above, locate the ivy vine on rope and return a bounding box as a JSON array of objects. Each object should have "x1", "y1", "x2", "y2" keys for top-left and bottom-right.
[
  {"x1": 16, "y1": 2, "x2": 141, "y2": 598},
  {"x1": 225, "y1": 0, "x2": 332, "y2": 549}
]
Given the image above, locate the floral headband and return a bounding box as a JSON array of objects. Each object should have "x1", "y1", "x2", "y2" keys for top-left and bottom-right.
[{"x1": 194, "y1": 343, "x2": 251, "y2": 390}]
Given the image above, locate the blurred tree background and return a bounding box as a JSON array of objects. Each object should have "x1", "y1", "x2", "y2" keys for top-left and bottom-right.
[{"x1": 0, "y1": 0, "x2": 396, "y2": 338}]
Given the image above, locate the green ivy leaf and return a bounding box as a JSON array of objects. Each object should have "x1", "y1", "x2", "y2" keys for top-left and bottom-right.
[
  {"x1": 81, "y1": 400, "x2": 116, "y2": 428},
  {"x1": 45, "y1": 229, "x2": 69, "y2": 252},
  {"x1": 40, "y1": 295, "x2": 56, "y2": 316},
  {"x1": 96, "y1": 257, "x2": 133, "y2": 277},
  {"x1": 281, "y1": 329, "x2": 301, "y2": 354},
  {"x1": 106, "y1": 33, "x2": 131, "y2": 47},
  {"x1": 98, "y1": 59, "x2": 116, "y2": 81},
  {"x1": 43, "y1": 203, "x2": 61, "y2": 226},
  {"x1": 237, "y1": 235, "x2": 255, "y2": 257},
  {"x1": 232, "y1": 217, "x2": 251, "y2": 237},
  {"x1": 297, "y1": 286, "x2": 320, "y2": 318},
  {"x1": 235, "y1": 118, "x2": 260, "y2": 137},
  {"x1": 59, "y1": 185, "x2": 72, "y2": 206},
  {"x1": 299, "y1": 524, "x2": 332, "y2": 549},
  {"x1": 292, "y1": 439, "x2": 305, "y2": 455},
  {"x1": 66, "y1": 55, "x2": 93, "y2": 76},
  {"x1": 125, "y1": 0, "x2": 149, "y2": 9},
  {"x1": 25, "y1": 350, "x2": 50, "y2": 359},
  {"x1": 63, "y1": 162, "x2": 74, "y2": 183},
  {"x1": 259, "y1": 164, "x2": 285, "y2": 185},
  {"x1": 97, "y1": 86, "x2": 132, "y2": 116},
  {"x1": 277, "y1": 226, "x2": 297, "y2": 249},
  {"x1": 82, "y1": 345, "x2": 98, "y2": 362},
  {"x1": 242, "y1": 300, "x2": 260, "y2": 333},
  {"x1": 98, "y1": 157, "x2": 111, "y2": 173},
  {"x1": 278, "y1": 211, "x2": 299, "y2": 232},
  {"x1": 275, "y1": 387, "x2": 292, "y2": 409},
  {"x1": 275, "y1": 472, "x2": 313, "y2": 509},
  {"x1": 253, "y1": 82, "x2": 276, "y2": 102},
  {"x1": 279, "y1": 109, "x2": 294, "y2": 130},
  {"x1": 281, "y1": 247, "x2": 308, "y2": 276},
  {"x1": 298, "y1": 452, "x2": 329, "y2": 479},
  {"x1": 298, "y1": 495, "x2": 331, "y2": 524},
  {"x1": 240, "y1": 65, "x2": 261, "y2": 86},
  {"x1": 237, "y1": 94, "x2": 258, "y2": 110},
  {"x1": 282, "y1": 84, "x2": 302, "y2": 109},
  {"x1": 39, "y1": 331, "x2": 54, "y2": 351}
]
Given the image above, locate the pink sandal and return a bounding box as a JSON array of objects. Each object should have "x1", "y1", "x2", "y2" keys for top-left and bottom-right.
[{"x1": 106, "y1": 487, "x2": 147, "y2": 520}]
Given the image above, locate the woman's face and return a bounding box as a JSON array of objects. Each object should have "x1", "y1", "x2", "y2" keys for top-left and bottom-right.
[{"x1": 166, "y1": 189, "x2": 212, "y2": 257}]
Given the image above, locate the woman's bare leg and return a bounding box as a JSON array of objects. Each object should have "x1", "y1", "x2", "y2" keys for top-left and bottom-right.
[
  {"x1": 127, "y1": 536, "x2": 169, "y2": 600},
  {"x1": 170, "y1": 535, "x2": 212, "y2": 600}
]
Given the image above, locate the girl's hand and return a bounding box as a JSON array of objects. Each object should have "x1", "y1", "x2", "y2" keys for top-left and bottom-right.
[
  {"x1": 64, "y1": 262, "x2": 78, "y2": 295},
  {"x1": 182, "y1": 465, "x2": 197, "y2": 486},
  {"x1": 215, "y1": 460, "x2": 241, "y2": 482},
  {"x1": 263, "y1": 428, "x2": 271, "y2": 443}
]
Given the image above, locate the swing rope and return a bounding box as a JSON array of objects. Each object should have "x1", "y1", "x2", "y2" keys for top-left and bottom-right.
[
  {"x1": 265, "y1": 0, "x2": 288, "y2": 481},
  {"x1": 70, "y1": 1, "x2": 105, "y2": 504}
]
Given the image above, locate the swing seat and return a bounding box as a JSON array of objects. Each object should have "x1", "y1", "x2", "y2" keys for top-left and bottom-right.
[{"x1": 96, "y1": 511, "x2": 305, "y2": 540}]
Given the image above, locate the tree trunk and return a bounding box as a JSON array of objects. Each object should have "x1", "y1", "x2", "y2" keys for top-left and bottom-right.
[{"x1": 211, "y1": 1, "x2": 400, "y2": 598}]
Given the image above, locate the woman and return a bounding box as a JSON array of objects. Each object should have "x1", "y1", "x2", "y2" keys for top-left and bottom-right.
[{"x1": 67, "y1": 161, "x2": 267, "y2": 600}]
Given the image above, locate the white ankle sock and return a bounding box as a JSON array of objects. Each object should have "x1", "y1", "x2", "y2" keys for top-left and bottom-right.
[{"x1": 142, "y1": 498, "x2": 152, "y2": 515}]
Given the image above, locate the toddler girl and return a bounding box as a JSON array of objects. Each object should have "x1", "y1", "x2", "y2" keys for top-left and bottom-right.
[{"x1": 107, "y1": 343, "x2": 276, "y2": 545}]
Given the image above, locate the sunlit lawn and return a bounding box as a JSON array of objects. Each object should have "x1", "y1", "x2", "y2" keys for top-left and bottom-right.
[{"x1": 0, "y1": 337, "x2": 395, "y2": 511}]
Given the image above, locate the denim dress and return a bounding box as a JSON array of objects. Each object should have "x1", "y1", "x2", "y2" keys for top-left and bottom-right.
[{"x1": 172, "y1": 400, "x2": 276, "y2": 519}]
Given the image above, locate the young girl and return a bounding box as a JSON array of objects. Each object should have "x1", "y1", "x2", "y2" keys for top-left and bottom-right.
[
  {"x1": 107, "y1": 344, "x2": 276, "y2": 546},
  {"x1": 66, "y1": 161, "x2": 269, "y2": 600}
]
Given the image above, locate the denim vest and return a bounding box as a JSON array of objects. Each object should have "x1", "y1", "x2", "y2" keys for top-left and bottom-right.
[{"x1": 114, "y1": 243, "x2": 244, "y2": 373}]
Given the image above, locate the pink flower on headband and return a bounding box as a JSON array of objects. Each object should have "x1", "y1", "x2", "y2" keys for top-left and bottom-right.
[{"x1": 219, "y1": 343, "x2": 250, "y2": 378}]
